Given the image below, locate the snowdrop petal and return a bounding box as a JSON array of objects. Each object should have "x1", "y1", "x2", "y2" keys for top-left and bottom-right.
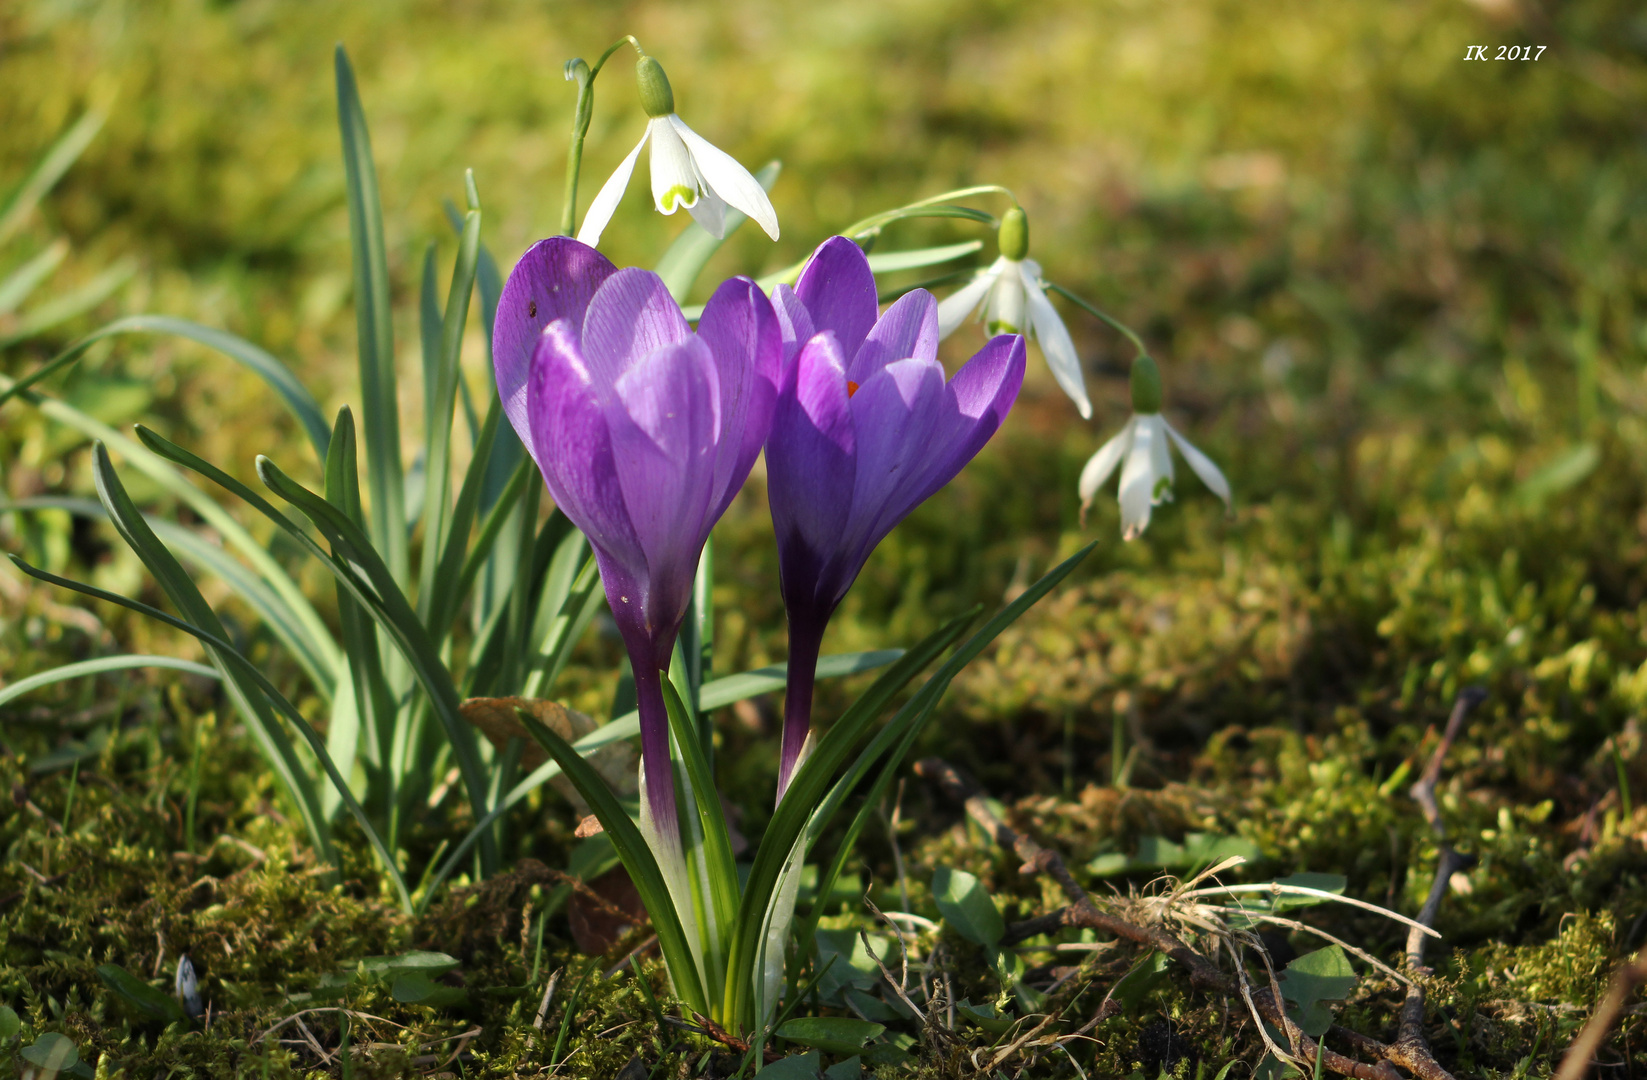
[
  {"x1": 1078, "y1": 419, "x2": 1133, "y2": 508},
  {"x1": 576, "y1": 128, "x2": 649, "y2": 248},
  {"x1": 936, "y1": 262, "x2": 1002, "y2": 338},
  {"x1": 685, "y1": 184, "x2": 727, "y2": 238},
  {"x1": 648, "y1": 118, "x2": 700, "y2": 215},
  {"x1": 669, "y1": 115, "x2": 780, "y2": 240},
  {"x1": 1118, "y1": 415, "x2": 1167, "y2": 540},
  {"x1": 1165, "y1": 421, "x2": 1232, "y2": 507},
  {"x1": 1022, "y1": 266, "x2": 1092, "y2": 419}
]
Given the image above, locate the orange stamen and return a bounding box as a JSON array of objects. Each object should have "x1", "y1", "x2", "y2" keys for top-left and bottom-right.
[{"x1": 846, "y1": 380, "x2": 860, "y2": 397}]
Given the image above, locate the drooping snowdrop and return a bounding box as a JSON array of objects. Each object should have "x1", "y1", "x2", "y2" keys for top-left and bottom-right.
[
  {"x1": 1078, "y1": 355, "x2": 1231, "y2": 540},
  {"x1": 937, "y1": 206, "x2": 1091, "y2": 419},
  {"x1": 576, "y1": 53, "x2": 779, "y2": 248}
]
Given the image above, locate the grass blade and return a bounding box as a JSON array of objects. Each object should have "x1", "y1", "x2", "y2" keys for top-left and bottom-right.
[
  {"x1": 256, "y1": 454, "x2": 497, "y2": 872},
  {"x1": 6, "y1": 552, "x2": 413, "y2": 912},
  {"x1": 0, "y1": 108, "x2": 104, "y2": 245},
  {"x1": 80, "y1": 443, "x2": 331, "y2": 861},
  {"x1": 0, "y1": 655, "x2": 218, "y2": 710},
  {"x1": 662, "y1": 676, "x2": 739, "y2": 998},
  {"x1": 335, "y1": 45, "x2": 405, "y2": 584}
]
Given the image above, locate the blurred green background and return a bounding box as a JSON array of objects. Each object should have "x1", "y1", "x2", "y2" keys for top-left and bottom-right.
[{"x1": 3, "y1": 0, "x2": 1647, "y2": 1030}]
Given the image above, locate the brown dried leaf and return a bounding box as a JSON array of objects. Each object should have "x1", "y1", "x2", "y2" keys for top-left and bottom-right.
[{"x1": 459, "y1": 697, "x2": 637, "y2": 815}]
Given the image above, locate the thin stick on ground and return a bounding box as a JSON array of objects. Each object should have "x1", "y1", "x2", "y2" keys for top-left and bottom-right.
[
  {"x1": 915, "y1": 756, "x2": 1458, "y2": 1080},
  {"x1": 1553, "y1": 946, "x2": 1647, "y2": 1080}
]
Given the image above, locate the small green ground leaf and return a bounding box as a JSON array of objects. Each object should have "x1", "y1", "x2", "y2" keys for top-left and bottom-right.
[
  {"x1": 21, "y1": 1031, "x2": 79, "y2": 1069},
  {"x1": 0, "y1": 1004, "x2": 18, "y2": 1041},
  {"x1": 931, "y1": 866, "x2": 1004, "y2": 948},
  {"x1": 955, "y1": 998, "x2": 1018, "y2": 1034},
  {"x1": 776, "y1": 1016, "x2": 885, "y2": 1055},
  {"x1": 1271, "y1": 872, "x2": 1348, "y2": 913},
  {"x1": 390, "y1": 972, "x2": 468, "y2": 1008},
  {"x1": 823, "y1": 1056, "x2": 862, "y2": 1080},
  {"x1": 1279, "y1": 945, "x2": 1358, "y2": 1037},
  {"x1": 1110, "y1": 950, "x2": 1172, "y2": 1014},
  {"x1": 96, "y1": 963, "x2": 188, "y2": 1024},
  {"x1": 758, "y1": 1051, "x2": 821, "y2": 1079}
]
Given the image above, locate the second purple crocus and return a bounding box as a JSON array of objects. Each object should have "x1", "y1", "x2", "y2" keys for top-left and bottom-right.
[
  {"x1": 494, "y1": 236, "x2": 781, "y2": 835},
  {"x1": 766, "y1": 236, "x2": 1026, "y2": 797}
]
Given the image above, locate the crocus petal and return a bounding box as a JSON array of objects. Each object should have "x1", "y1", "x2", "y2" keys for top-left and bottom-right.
[
  {"x1": 793, "y1": 235, "x2": 879, "y2": 362},
  {"x1": 840, "y1": 357, "x2": 949, "y2": 563},
  {"x1": 605, "y1": 337, "x2": 723, "y2": 642},
  {"x1": 525, "y1": 320, "x2": 644, "y2": 573},
  {"x1": 647, "y1": 117, "x2": 700, "y2": 215},
  {"x1": 1165, "y1": 420, "x2": 1231, "y2": 506},
  {"x1": 492, "y1": 238, "x2": 616, "y2": 461},
  {"x1": 1078, "y1": 420, "x2": 1133, "y2": 509},
  {"x1": 771, "y1": 284, "x2": 816, "y2": 362},
  {"x1": 1119, "y1": 414, "x2": 1166, "y2": 540},
  {"x1": 767, "y1": 331, "x2": 857, "y2": 611},
  {"x1": 850, "y1": 287, "x2": 939, "y2": 383},
  {"x1": 580, "y1": 268, "x2": 693, "y2": 388},
  {"x1": 1022, "y1": 265, "x2": 1092, "y2": 419},
  {"x1": 936, "y1": 261, "x2": 1003, "y2": 338},
  {"x1": 576, "y1": 128, "x2": 648, "y2": 248},
  {"x1": 668, "y1": 114, "x2": 780, "y2": 241},
  {"x1": 694, "y1": 275, "x2": 783, "y2": 519},
  {"x1": 911, "y1": 333, "x2": 1025, "y2": 506}
]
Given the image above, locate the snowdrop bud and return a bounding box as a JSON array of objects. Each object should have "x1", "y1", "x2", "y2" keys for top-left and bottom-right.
[
  {"x1": 1130, "y1": 354, "x2": 1163, "y2": 413},
  {"x1": 636, "y1": 55, "x2": 676, "y2": 117},
  {"x1": 998, "y1": 206, "x2": 1030, "y2": 261}
]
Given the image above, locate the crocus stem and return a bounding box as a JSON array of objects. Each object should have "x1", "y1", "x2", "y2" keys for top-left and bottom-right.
[
  {"x1": 777, "y1": 617, "x2": 826, "y2": 802},
  {"x1": 631, "y1": 659, "x2": 679, "y2": 833}
]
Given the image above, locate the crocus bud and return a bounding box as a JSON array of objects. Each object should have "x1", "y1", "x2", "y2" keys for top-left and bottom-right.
[
  {"x1": 997, "y1": 205, "x2": 1030, "y2": 261},
  {"x1": 636, "y1": 55, "x2": 676, "y2": 117},
  {"x1": 1130, "y1": 354, "x2": 1163, "y2": 413}
]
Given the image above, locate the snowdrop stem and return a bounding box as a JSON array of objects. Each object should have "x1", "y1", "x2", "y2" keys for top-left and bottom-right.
[
  {"x1": 1046, "y1": 280, "x2": 1151, "y2": 362},
  {"x1": 841, "y1": 184, "x2": 1019, "y2": 241},
  {"x1": 560, "y1": 36, "x2": 645, "y2": 236}
]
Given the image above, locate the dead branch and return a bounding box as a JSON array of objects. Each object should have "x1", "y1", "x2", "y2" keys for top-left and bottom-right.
[
  {"x1": 1553, "y1": 946, "x2": 1647, "y2": 1080},
  {"x1": 915, "y1": 756, "x2": 1454, "y2": 1080}
]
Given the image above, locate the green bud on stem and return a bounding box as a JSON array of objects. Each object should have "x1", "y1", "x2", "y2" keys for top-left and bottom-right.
[
  {"x1": 997, "y1": 205, "x2": 1030, "y2": 261},
  {"x1": 636, "y1": 55, "x2": 675, "y2": 117},
  {"x1": 1130, "y1": 354, "x2": 1163, "y2": 413}
]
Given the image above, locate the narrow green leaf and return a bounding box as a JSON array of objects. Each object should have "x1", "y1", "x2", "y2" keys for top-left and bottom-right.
[
  {"x1": 0, "y1": 315, "x2": 330, "y2": 460},
  {"x1": 0, "y1": 108, "x2": 104, "y2": 245},
  {"x1": 85, "y1": 443, "x2": 332, "y2": 861},
  {"x1": 335, "y1": 45, "x2": 405, "y2": 583},
  {"x1": 516, "y1": 712, "x2": 709, "y2": 1015},
  {"x1": 863, "y1": 240, "x2": 983, "y2": 274},
  {"x1": 3, "y1": 495, "x2": 337, "y2": 698},
  {"x1": 0, "y1": 260, "x2": 136, "y2": 347},
  {"x1": 416, "y1": 198, "x2": 483, "y2": 624},
  {"x1": 0, "y1": 654, "x2": 217, "y2": 710},
  {"x1": 425, "y1": 393, "x2": 501, "y2": 640},
  {"x1": 0, "y1": 239, "x2": 68, "y2": 314},
  {"x1": 661, "y1": 677, "x2": 740, "y2": 979},
  {"x1": 8, "y1": 552, "x2": 414, "y2": 913},
  {"x1": 256, "y1": 454, "x2": 496, "y2": 871}
]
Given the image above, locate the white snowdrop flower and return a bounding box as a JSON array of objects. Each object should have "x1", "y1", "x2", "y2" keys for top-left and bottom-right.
[
  {"x1": 937, "y1": 206, "x2": 1091, "y2": 419},
  {"x1": 576, "y1": 54, "x2": 779, "y2": 249},
  {"x1": 1078, "y1": 356, "x2": 1231, "y2": 540}
]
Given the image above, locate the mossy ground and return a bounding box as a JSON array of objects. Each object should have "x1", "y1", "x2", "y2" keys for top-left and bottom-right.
[{"x1": 4, "y1": 0, "x2": 1647, "y2": 1075}]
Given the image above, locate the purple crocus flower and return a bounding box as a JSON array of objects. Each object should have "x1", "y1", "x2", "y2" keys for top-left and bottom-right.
[
  {"x1": 494, "y1": 236, "x2": 782, "y2": 836},
  {"x1": 766, "y1": 236, "x2": 1026, "y2": 797}
]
